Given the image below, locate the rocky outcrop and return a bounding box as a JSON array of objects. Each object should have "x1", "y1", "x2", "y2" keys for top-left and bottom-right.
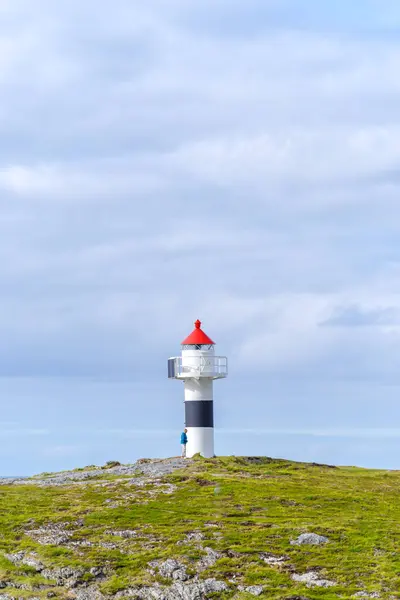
[
  {"x1": 106, "y1": 529, "x2": 138, "y2": 539},
  {"x1": 260, "y1": 552, "x2": 288, "y2": 566},
  {"x1": 195, "y1": 548, "x2": 221, "y2": 572},
  {"x1": 42, "y1": 566, "x2": 86, "y2": 588},
  {"x1": 237, "y1": 584, "x2": 264, "y2": 596},
  {"x1": 26, "y1": 522, "x2": 74, "y2": 545},
  {"x1": 116, "y1": 578, "x2": 228, "y2": 599},
  {"x1": 4, "y1": 551, "x2": 44, "y2": 571},
  {"x1": 0, "y1": 458, "x2": 190, "y2": 487},
  {"x1": 291, "y1": 533, "x2": 329, "y2": 546},
  {"x1": 148, "y1": 559, "x2": 189, "y2": 582},
  {"x1": 73, "y1": 588, "x2": 106, "y2": 600},
  {"x1": 291, "y1": 571, "x2": 336, "y2": 588},
  {"x1": 177, "y1": 532, "x2": 205, "y2": 545}
]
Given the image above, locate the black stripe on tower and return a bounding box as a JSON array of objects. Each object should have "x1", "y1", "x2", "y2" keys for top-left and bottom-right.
[{"x1": 185, "y1": 401, "x2": 214, "y2": 428}]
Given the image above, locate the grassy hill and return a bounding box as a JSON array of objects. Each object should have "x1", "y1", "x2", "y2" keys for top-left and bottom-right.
[{"x1": 0, "y1": 456, "x2": 399, "y2": 599}]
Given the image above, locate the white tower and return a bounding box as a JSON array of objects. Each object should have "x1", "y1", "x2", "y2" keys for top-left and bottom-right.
[{"x1": 168, "y1": 319, "x2": 228, "y2": 458}]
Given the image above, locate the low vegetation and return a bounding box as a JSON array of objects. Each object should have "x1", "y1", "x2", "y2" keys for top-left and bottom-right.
[{"x1": 0, "y1": 456, "x2": 399, "y2": 599}]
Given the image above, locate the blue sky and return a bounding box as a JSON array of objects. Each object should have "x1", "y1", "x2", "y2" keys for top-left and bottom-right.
[{"x1": 2, "y1": 0, "x2": 400, "y2": 474}]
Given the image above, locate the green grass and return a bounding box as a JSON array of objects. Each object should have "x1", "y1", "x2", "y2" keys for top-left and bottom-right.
[{"x1": 1, "y1": 456, "x2": 400, "y2": 599}]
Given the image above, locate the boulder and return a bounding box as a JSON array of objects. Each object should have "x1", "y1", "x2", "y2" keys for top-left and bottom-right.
[
  {"x1": 148, "y1": 559, "x2": 189, "y2": 582},
  {"x1": 291, "y1": 533, "x2": 329, "y2": 546},
  {"x1": 238, "y1": 584, "x2": 264, "y2": 596},
  {"x1": 196, "y1": 547, "x2": 221, "y2": 572},
  {"x1": 291, "y1": 571, "x2": 335, "y2": 588},
  {"x1": 4, "y1": 551, "x2": 44, "y2": 572},
  {"x1": 131, "y1": 578, "x2": 228, "y2": 599},
  {"x1": 42, "y1": 566, "x2": 85, "y2": 587}
]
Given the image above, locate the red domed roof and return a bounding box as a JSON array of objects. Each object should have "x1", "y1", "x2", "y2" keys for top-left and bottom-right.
[{"x1": 181, "y1": 319, "x2": 215, "y2": 346}]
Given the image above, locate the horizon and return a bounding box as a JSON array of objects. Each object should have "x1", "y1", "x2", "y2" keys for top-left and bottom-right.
[{"x1": 2, "y1": 1, "x2": 400, "y2": 475}]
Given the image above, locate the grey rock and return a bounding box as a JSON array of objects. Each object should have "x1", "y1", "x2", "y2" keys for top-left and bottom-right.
[
  {"x1": 160, "y1": 560, "x2": 188, "y2": 582},
  {"x1": 4, "y1": 581, "x2": 31, "y2": 591},
  {"x1": 0, "y1": 458, "x2": 191, "y2": 487},
  {"x1": 149, "y1": 559, "x2": 189, "y2": 582},
  {"x1": 73, "y1": 587, "x2": 106, "y2": 600},
  {"x1": 196, "y1": 547, "x2": 221, "y2": 572},
  {"x1": 98, "y1": 541, "x2": 119, "y2": 550},
  {"x1": 127, "y1": 578, "x2": 228, "y2": 599},
  {"x1": 149, "y1": 481, "x2": 178, "y2": 495},
  {"x1": 68, "y1": 540, "x2": 95, "y2": 548},
  {"x1": 135, "y1": 459, "x2": 192, "y2": 479},
  {"x1": 104, "y1": 499, "x2": 119, "y2": 508},
  {"x1": 42, "y1": 566, "x2": 85, "y2": 587},
  {"x1": 4, "y1": 551, "x2": 25, "y2": 565},
  {"x1": 353, "y1": 593, "x2": 381, "y2": 598},
  {"x1": 178, "y1": 532, "x2": 205, "y2": 545},
  {"x1": 126, "y1": 479, "x2": 147, "y2": 488},
  {"x1": 291, "y1": 533, "x2": 329, "y2": 546},
  {"x1": 291, "y1": 571, "x2": 335, "y2": 587},
  {"x1": 115, "y1": 587, "x2": 148, "y2": 599},
  {"x1": 26, "y1": 522, "x2": 73, "y2": 546},
  {"x1": 260, "y1": 552, "x2": 287, "y2": 566},
  {"x1": 89, "y1": 567, "x2": 105, "y2": 579},
  {"x1": 238, "y1": 585, "x2": 264, "y2": 596},
  {"x1": 5, "y1": 596, "x2": 40, "y2": 600},
  {"x1": 171, "y1": 570, "x2": 188, "y2": 583},
  {"x1": 107, "y1": 530, "x2": 137, "y2": 539},
  {"x1": 4, "y1": 551, "x2": 44, "y2": 572},
  {"x1": 20, "y1": 555, "x2": 45, "y2": 571},
  {"x1": 161, "y1": 484, "x2": 177, "y2": 495}
]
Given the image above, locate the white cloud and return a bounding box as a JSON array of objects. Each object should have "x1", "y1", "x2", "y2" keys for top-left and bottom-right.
[
  {"x1": 166, "y1": 126, "x2": 400, "y2": 199},
  {"x1": 1, "y1": 0, "x2": 400, "y2": 472}
]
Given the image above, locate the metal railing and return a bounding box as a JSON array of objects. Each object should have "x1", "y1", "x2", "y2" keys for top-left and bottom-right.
[{"x1": 168, "y1": 355, "x2": 228, "y2": 379}]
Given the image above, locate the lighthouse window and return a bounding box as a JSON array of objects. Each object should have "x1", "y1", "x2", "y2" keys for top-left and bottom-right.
[{"x1": 182, "y1": 344, "x2": 213, "y2": 350}]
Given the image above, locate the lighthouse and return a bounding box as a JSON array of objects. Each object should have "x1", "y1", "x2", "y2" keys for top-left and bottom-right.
[{"x1": 168, "y1": 320, "x2": 228, "y2": 458}]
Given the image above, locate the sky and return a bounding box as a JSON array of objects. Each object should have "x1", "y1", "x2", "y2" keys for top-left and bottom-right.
[{"x1": 2, "y1": 1, "x2": 400, "y2": 474}]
